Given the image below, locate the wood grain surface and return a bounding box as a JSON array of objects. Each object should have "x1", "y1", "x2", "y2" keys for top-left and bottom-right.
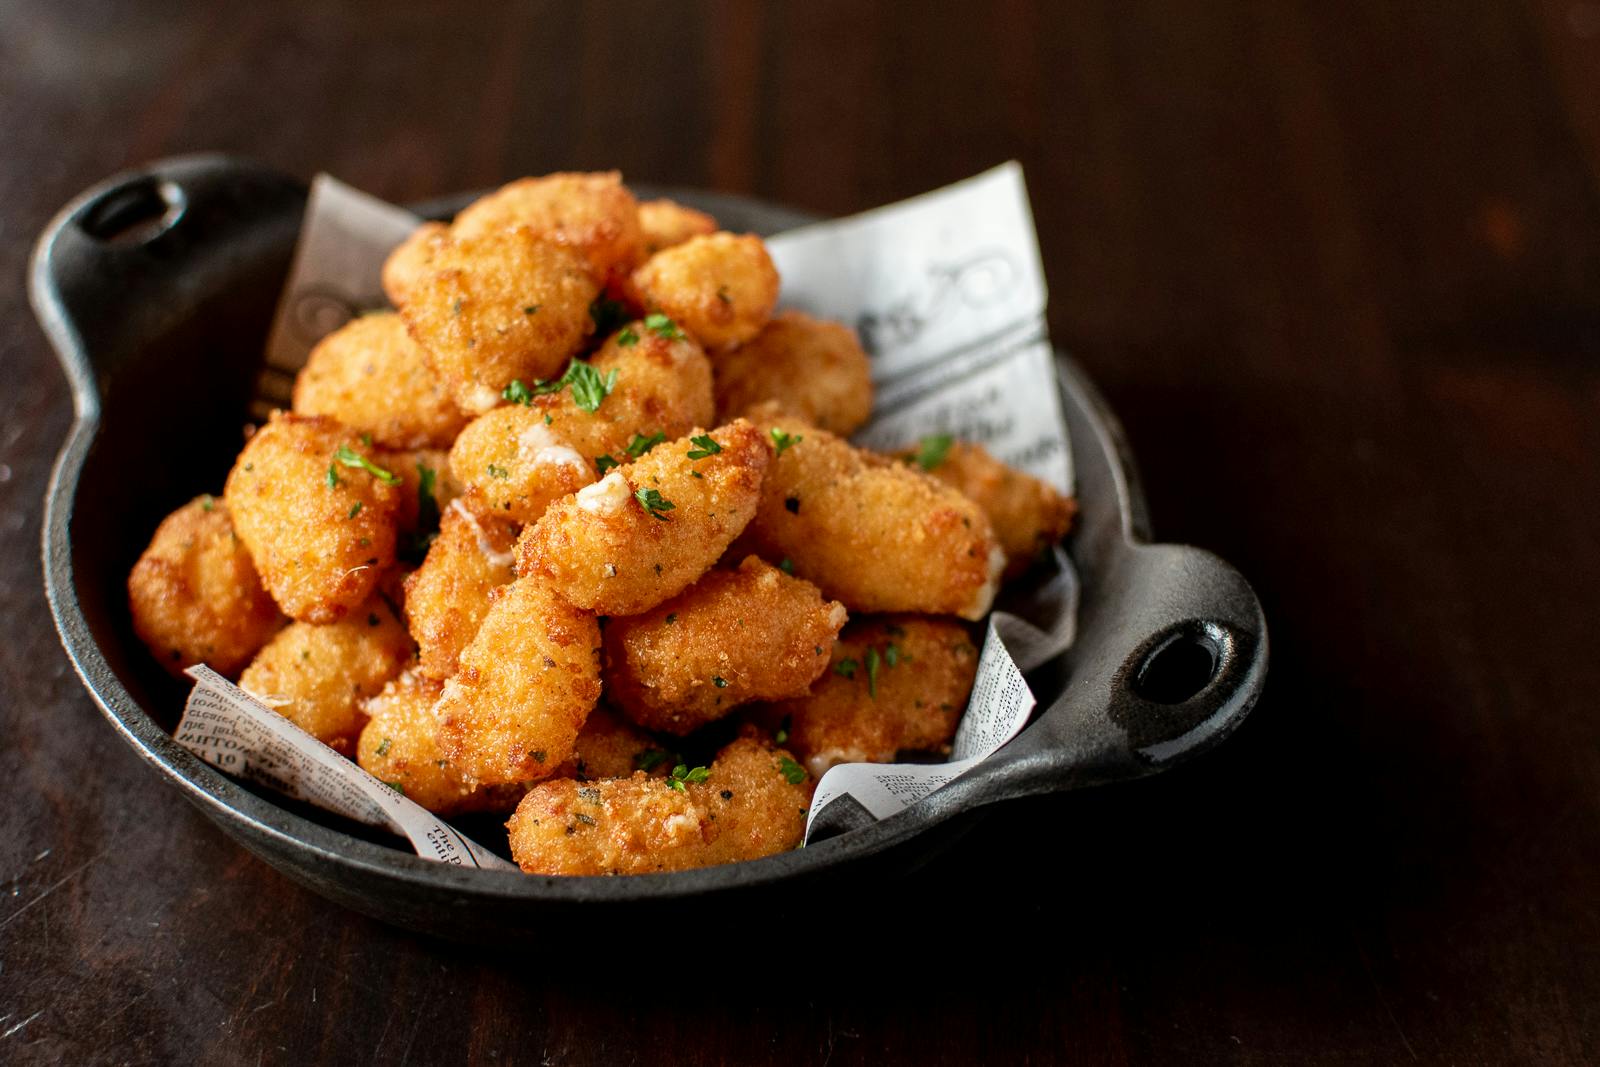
[{"x1": 2, "y1": 2, "x2": 1597, "y2": 1063}]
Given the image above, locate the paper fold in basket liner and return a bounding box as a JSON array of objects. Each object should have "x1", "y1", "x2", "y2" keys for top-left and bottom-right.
[{"x1": 175, "y1": 162, "x2": 1079, "y2": 866}]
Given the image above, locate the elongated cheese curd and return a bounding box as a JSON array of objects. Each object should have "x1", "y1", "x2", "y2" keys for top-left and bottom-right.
[
  {"x1": 402, "y1": 501, "x2": 517, "y2": 680},
  {"x1": 751, "y1": 616, "x2": 979, "y2": 777},
  {"x1": 357, "y1": 671, "x2": 524, "y2": 815},
  {"x1": 238, "y1": 595, "x2": 414, "y2": 755},
  {"x1": 713, "y1": 311, "x2": 874, "y2": 435},
  {"x1": 450, "y1": 172, "x2": 644, "y2": 285},
  {"x1": 402, "y1": 227, "x2": 600, "y2": 414},
  {"x1": 506, "y1": 737, "x2": 812, "y2": 875},
  {"x1": 292, "y1": 311, "x2": 468, "y2": 449},
  {"x1": 449, "y1": 404, "x2": 596, "y2": 525},
  {"x1": 628, "y1": 232, "x2": 779, "y2": 350},
  {"x1": 638, "y1": 198, "x2": 716, "y2": 255},
  {"x1": 127, "y1": 496, "x2": 283, "y2": 677},
  {"x1": 224, "y1": 413, "x2": 402, "y2": 624},
  {"x1": 742, "y1": 411, "x2": 1004, "y2": 620},
  {"x1": 604, "y1": 556, "x2": 847, "y2": 735},
  {"x1": 382, "y1": 221, "x2": 448, "y2": 309},
  {"x1": 898, "y1": 440, "x2": 1076, "y2": 580},
  {"x1": 516, "y1": 419, "x2": 769, "y2": 615},
  {"x1": 435, "y1": 575, "x2": 602, "y2": 786}
]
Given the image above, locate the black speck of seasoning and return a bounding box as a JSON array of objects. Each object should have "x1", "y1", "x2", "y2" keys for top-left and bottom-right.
[
  {"x1": 720, "y1": 789, "x2": 733, "y2": 800},
  {"x1": 815, "y1": 646, "x2": 824, "y2": 655},
  {"x1": 523, "y1": 304, "x2": 540, "y2": 315},
  {"x1": 654, "y1": 563, "x2": 662, "y2": 575},
  {"x1": 962, "y1": 517, "x2": 971, "y2": 528},
  {"x1": 565, "y1": 825, "x2": 576, "y2": 835},
  {"x1": 717, "y1": 285, "x2": 731, "y2": 304},
  {"x1": 367, "y1": 613, "x2": 380, "y2": 627},
  {"x1": 168, "y1": 649, "x2": 181, "y2": 661},
  {"x1": 940, "y1": 703, "x2": 954, "y2": 711},
  {"x1": 578, "y1": 786, "x2": 601, "y2": 802},
  {"x1": 575, "y1": 813, "x2": 597, "y2": 826},
  {"x1": 784, "y1": 496, "x2": 801, "y2": 514},
  {"x1": 451, "y1": 298, "x2": 462, "y2": 316},
  {"x1": 466, "y1": 338, "x2": 477, "y2": 348},
  {"x1": 532, "y1": 750, "x2": 547, "y2": 763},
  {"x1": 243, "y1": 463, "x2": 254, "y2": 472},
  {"x1": 691, "y1": 471, "x2": 703, "y2": 479},
  {"x1": 713, "y1": 676, "x2": 728, "y2": 688},
  {"x1": 543, "y1": 656, "x2": 557, "y2": 668},
  {"x1": 665, "y1": 613, "x2": 677, "y2": 624}
]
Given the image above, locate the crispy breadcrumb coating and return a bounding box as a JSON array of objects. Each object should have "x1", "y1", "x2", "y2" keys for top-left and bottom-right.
[
  {"x1": 402, "y1": 501, "x2": 517, "y2": 680},
  {"x1": 224, "y1": 413, "x2": 402, "y2": 624},
  {"x1": 450, "y1": 172, "x2": 644, "y2": 285},
  {"x1": 434, "y1": 575, "x2": 602, "y2": 786},
  {"x1": 751, "y1": 616, "x2": 978, "y2": 776},
  {"x1": 628, "y1": 232, "x2": 779, "y2": 350},
  {"x1": 401, "y1": 228, "x2": 600, "y2": 414},
  {"x1": 448, "y1": 404, "x2": 596, "y2": 525},
  {"x1": 713, "y1": 311, "x2": 874, "y2": 435},
  {"x1": 382, "y1": 221, "x2": 449, "y2": 309},
  {"x1": 357, "y1": 671, "x2": 524, "y2": 815},
  {"x1": 127, "y1": 496, "x2": 283, "y2": 677},
  {"x1": 604, "y1": 556, "x2": 847, "y2": 735},
  {"x1": 897, "y1": 440, "x2": 1076, "y2": 580},
  {"x1": 292, "y1": 311, "x2": 468, "y2": 449},
  {"x1": 553, "y1": 704, "x2": 668, "y2": 781},
  {"x1": 638, "y1": 198, "x2": 717, "y2": 255},
  {"x1": 506, "y1": 736, "x2": 811, "y2": 875},
  {"x1": 237, "y1": 595, "x2": 414, "y2": 755},
  {"x1": 741, "y1": 410, "x2": 1003, "y2": 620},
  {"x1": 516, "y1": 419, "x2": 770, "y2": 615}
]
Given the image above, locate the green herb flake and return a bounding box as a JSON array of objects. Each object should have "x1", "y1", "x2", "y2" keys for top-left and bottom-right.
[
  {"x1": 778, "y1": 757, "x2": 806, "y2": 785},
  {"x1": 384, "y1": 780, "x2": 405, "y2": 795},
  {"x1": 532, "y1": 750, "x2": 547, "y2": 764},
  {"x1": 347, "y1": 501, "x2": 363, "y2": 519},
  {"x1": 778, "y1": 557, "x2": 794, "y2": 575},
  {"x1": 595, "y1": 455, "x2": 620, "y2": 475},
  {"x1": 686, "y1": 433, "x2": 722, "y2": 460},
  {"x1": 668, "y1": 763, "x2": 711, "y2": 792},
  {"x1": 635, "y1": 487, "x2": 675, "y2": 520},
  {"x1": 325, "y1": 465, "x2": 339, "y2": 488},
  {"x1": 199, "y1": 495, "x2": 215, "y2": 512},
  {"x1": 712, "y1": 676, "x2": 728, "y2": 689},
  {"x1": 770, "y1": 428, "x2": 802, "y2": 456},
  {"x1": 665, "y1": 613, "x2": 677, "y2": 624},
  {"x1": 502, "y1": 379, "x2": 534, "y2": 405},
  {"x1": 523, "y1": 304, "x2": 541, "y2": 315},
  {"x1": 334, "y1": 446, "x2": 400, "y2": 485},
  {"x1": 690, "y1": 470, "x2": 703, "y2": 479},
  {"x1": 486, "y1": 464, "x2": 510, "y2": 479},
  {"x1": 616, "y1": 327, "x2": 640, "y2": 347},
  {"x1": 567, "y1": 361, "x2": 619, "y2": 413},
  {"x1": 574, "y1": 813, "x2": 597, "y2": 827},
  {"x1": 866, "y1": 646, "x2": 881, "y2": 698},
  {"x1": 376, "y1": 737, "x2": 392, "y2": 757},
  {"x1": 626, "y1": 431, "x2": 666, "y2": 458},
  {"x1": 635, "y1": 749, "x2": 670, "y2": 772},
  {"x1": 885, "y1": 643, "x2": 900, "y2": 668},
  {"x1": 834, "y1": 658, "x2": 859, "y2": 680},
  {"x1": 644, "y1": 312, "x2": 685, "y2": 340},
  {"x1": 775, "y1": 715, "x2": 791, "y2": 745},
  {"x1": 914, "y1": 433, "x2": 954, "y2": 471}
]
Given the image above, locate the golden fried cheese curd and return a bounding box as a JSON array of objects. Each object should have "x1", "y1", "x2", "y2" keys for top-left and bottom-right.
[
  {"x1": 506, "y1": 736, "x2": 812, "y2": 875},
  {"x1": 434, "y1": 574, "x2": 602, "y2": 786},
  {"x1": 753, "y1": 616, "x2": 978, "y2": 777},
  {"x1": 291, "y1": 311, "x2": 468, "y2": 449},
  {"x1": 628, "y1": 232, "x2": 779, "y2": 351},
  {"x1": 450, "y1": 172, "x2": 644, "y2": 285},
  {"x1": 898, "y1": 439, "x2": 1076, "y2": 580},
  {"x1": 224, "y1": 413, "x2": 402, "y2": 624},
  {"x1": 381, "y1": 220, "x2": 449, "y2": 308},
  {"x1": 127, "y1": 496, "x2": 283, "y2": 677},
  {"x1": 402, "y1": 500, "x2": 517, "y2": 680},
  {"x1": 401, "y1": 227, "x2": 600, "y2": 415},
  {"x1": 638, "y1": 198, "x2": 717, "y2": 255},
  {"x1": 356, "y1": 671, "x2": 523, "y2": 816},
  {"x1": 743, "y1": 411, "x2": 1004, "y2": 620},
  {"x1": 553, "y1": 704, "x2": 668, "y2": 781},
  {"x1": 237, "y1": 595, "x2": 414, "y2": 755},
  {"x1": 516, "y1": 419, "x2": 770, "y2": 616},
  {"x1": 713, "y1": 311, "x2": 874, "y2": 435},
  {"x1": 448, "y1": 320, "x2": 715, "y2": 524},
  {"x1": 603, "y1": 556, "x2": 847, "y2": 735}
]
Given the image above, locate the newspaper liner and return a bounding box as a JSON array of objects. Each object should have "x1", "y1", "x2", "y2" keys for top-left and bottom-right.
[{"x1": 174, "y1": 162, "x2": 1077, "y2": 864}]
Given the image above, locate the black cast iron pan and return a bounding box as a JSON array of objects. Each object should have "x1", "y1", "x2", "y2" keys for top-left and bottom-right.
[{"x1": 32, "y1": 155, "x2": 1267, "y2": 939}]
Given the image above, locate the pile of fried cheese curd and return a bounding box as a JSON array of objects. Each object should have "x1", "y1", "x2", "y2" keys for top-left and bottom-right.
[{"x1": 126, "y1": 172, "x2": 1077, "y2": 876}]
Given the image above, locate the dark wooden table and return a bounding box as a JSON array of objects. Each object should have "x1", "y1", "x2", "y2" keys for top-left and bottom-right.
[{"x1": 3, "y1": 3, "x2": 1597, "y2": 1063}]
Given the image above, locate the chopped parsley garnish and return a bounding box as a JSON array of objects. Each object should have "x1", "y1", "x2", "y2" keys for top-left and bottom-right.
[
  {"x1": 590, "y1": 296, "x2": 630, "y2": 335},
  {"x1": 616, "y1": 327, "x2": 640, "y2": 347},
  {"x1": 532, "y1": 750, "x2": 547, "y2": 764},
  {"x1": 347, "y1": 502, "x2": 363, "y2": 519},
  {"x1": 334, "y1": 447, "x2": 400, "y2": 485},
  {"x1": 778, "y1": 557, "x2": 794, "y2": 574},
  {"x1": 626, "y1": 431, "x2": 666, "y2": 457},
  {"x1": 644, "y1": 312, "x2": 684, "y2": 340},
  {"x1": 383, "y1": 780, "x2": 405, "y2": 795},
  {"x1": 595, "y1": 455, "x2": 620, "y2": 474},
  {"x1": 574, "y1": 813, "x2": 596, "y2": 827},
  {"x1": 325, "y1": 465, "x2": 339, "y2": 488},
  {"x1": 523, "y1": 304, "x2": 541, "y2": 315},
  {"x1": 635, "y1": 487, "x2": 675, "y2": 520},
  {"x1": 375, "y1": 738, "x2": 392, "y2": 756},
  {"x1": 502, "y1": 379, "x2": 534, "y2": 405},
  {"x1": 486, "y1": 464, "x2": 509, "y2": 479},
  {"x1": 567, "y1": 361, "x2": 619, "y2": 412},
  {"x1": 770, "y1": 428, "x2": 802, "y2": 456},
  {"x1": 884, "y1": 642, "x2": 900, "y2": 668},
  {"x1": 775, "y1": 715, "x2": 791, "y2": 745},
  {"x1": 665, "y1": 613, "x2": 677, "y2": 624},
  {"x1": 686, "y1": 434, "x2": 722, "y2": 460},
  {"x1": 834, "y1": 658, "x2": 859, "y2": 680},
  {"x1": 199, "y1": 495, "x2": 215, "y2": 511},
  {"x1": 914, "y1": 434, "x2": 953, "y2": 471},
  {"x1": 716, "y1": 285, "x2": 731, "y2": 305},
  {"x1": 712, "y1": 676, "x2": 728, "y2": 688},
  {"x1": 778, "y1": 757, "x2": 806, "y2": 785},
  {"x1": 635, "y1": 749, "x2": 670, "y2": 772},
  {"x1": 865, "y1": 646, "x2": 881, "y2": 698},
  {"x1": 667, "y1": 764, "x2": 711, "y2": 792}
]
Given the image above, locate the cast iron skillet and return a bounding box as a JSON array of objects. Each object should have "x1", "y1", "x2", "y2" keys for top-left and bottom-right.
[{"x1": 32, "y1": 155, "x2": 1267, "y2": 938}]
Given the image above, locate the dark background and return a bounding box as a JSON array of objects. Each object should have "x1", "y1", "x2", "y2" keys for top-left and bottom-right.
[{"x1": 2, "y1": 2, "x2": 1598, "y2": 1063}]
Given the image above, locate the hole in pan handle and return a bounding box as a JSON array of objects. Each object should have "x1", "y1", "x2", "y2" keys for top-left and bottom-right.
[
  {"x1": 28, "y1": 154, "x2": 308, "y2": 416},
  {"x1": 967, "y1": 542, "x2": 1268, "y2": 804}
]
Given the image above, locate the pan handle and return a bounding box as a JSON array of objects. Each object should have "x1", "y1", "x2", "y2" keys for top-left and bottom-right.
[
  {"x1": 29, "y1": 154, "x2": 306, "y2": 418},
  {"x1": 974, "y1": 540, "x2": 1267, "y2": 800}
]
